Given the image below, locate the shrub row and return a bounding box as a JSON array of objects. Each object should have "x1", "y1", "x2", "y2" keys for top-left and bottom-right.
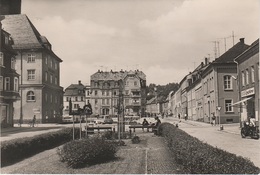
[
  {"x1": 57, "y1": 136, "x2": 118, "y2": 168},
  {"x1": 158, "y1": 123, "x2": 260, "y2": 174},
  {"x1": 1, "y1": 127, "x2": 80, "y2": 167}
]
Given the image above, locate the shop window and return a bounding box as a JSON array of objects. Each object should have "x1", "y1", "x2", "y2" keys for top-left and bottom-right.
[{"x1": 27, "y1": 91, "x2": 36, "y2": 101}]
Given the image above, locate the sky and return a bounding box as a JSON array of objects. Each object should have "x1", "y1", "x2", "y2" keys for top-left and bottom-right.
[{"x1": 22, "y1": 0, "x2": 259, "y2": 88}]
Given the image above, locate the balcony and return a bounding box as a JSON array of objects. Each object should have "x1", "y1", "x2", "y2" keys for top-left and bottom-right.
[{"x1": 3, "y1": 91, "x2": 20, "y2": 101}]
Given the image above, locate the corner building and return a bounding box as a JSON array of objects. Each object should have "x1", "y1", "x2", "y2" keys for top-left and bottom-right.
[
  {"x1": 90, "y1": 70, "x2": 146, "y2": 117},
  {"x1": 2, "y1": 14, "x2": 63, "y2": 123}
]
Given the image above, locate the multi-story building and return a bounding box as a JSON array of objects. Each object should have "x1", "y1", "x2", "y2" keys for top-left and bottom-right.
[
  {"x1": 90, "y1": 70, "x2": 146, "y2": 117},
  {"x1": 201, "y1": 38, "x2": 249, "y2": 124},
  {"x1": 0, "y1": 16, "x2": 20, "y2": 127},
  {"x1": 63, "y1": 80, "x2": 86, "y2": 114},
  {"x1": 2, "y1": 14, "x2": 63, "y2": 123},
  {"x1": 234, "y1": 39, "x2": 259, "y2": 127}
]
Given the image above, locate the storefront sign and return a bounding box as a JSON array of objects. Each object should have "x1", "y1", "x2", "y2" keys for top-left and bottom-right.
[{"x1": 241, "y1": 87, "x2": 255, "y2": 97}]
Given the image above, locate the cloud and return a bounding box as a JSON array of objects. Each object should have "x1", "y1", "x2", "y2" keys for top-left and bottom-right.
[{"x1": 27, "y1": 0, "x2": 259, "y2": 87}]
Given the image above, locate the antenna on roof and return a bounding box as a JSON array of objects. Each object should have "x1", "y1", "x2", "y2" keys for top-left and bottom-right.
[{"x1": 231, "y1": 31, "x2": 237, "y2": 46}]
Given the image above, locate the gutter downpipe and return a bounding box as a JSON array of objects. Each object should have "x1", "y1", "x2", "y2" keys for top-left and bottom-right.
[
  {"x1": 234, "y1": 59, "x2": 241, "y2": 128},
  {"x1": 19, "y1": 50, "x2": 23, "y2": 126}
]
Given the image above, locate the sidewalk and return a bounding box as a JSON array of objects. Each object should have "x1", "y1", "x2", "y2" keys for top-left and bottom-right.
[{"x1": 161, "y1": 117, "x2": 241, "y2": 135}]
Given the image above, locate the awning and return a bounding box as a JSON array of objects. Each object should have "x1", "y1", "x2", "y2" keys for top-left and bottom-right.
[{"x1": 231, "y1": 97, "x2": 253, "y2": 106}]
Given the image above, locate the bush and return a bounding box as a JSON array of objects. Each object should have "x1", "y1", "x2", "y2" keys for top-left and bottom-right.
[
  {"x1": 101, "y1": 131, "x2": 132, "y2": 140},
  {"x1": 1, "y1": 127, "x2": 80, "y2": 167},
  {"x1": 131, "y1": 136, "x2": 140, "y2": 144},
  {"x1": 57, "y1": 137, "x2": 118, "y2": 168},
  {"x1": 158, "y1": 123, "x2": 260, "y2": 174}
]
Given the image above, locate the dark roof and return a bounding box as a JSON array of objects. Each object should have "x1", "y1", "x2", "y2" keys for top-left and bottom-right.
[
  {"x1": 91, "y1": 70, "x2": 146, "y2": 81},
  {"x1": 213, "y1": 38, "x2": 250, "y2": 64},
  {"x1": 2, "y1": 14, "x2": 62, "y2": 62},
  {"x1": 64, "y1": 83, "x2": 86, "y2": 96}
]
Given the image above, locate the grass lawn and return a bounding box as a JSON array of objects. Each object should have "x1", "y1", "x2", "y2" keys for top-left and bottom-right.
[{"x1": 1, "y1": 133, "x2": 184, "y2": 174}]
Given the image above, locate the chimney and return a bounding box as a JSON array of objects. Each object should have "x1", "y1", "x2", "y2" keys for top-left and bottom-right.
[
  {"x1": 205, "y1": 57, "x2": 208, "y2": 65},
  {"x1": 240, "y1": 38, "x2": 245, "y2": 44},
  {"x1": 78, "y1": 80, "x2": 81, "y2": 85}
]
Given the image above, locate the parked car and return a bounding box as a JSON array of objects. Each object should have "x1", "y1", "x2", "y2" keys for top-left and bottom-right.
[
  {"x1": 61, "y1": 115, "x2": 73, "y2": 123},
  {"x1": 104, "y1": 118, "x2": 113, "y2": 124}
]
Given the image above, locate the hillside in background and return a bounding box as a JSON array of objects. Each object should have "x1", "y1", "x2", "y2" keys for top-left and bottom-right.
[{"x1": 146, "y1": 83, "x2": 179, "y2": 102}]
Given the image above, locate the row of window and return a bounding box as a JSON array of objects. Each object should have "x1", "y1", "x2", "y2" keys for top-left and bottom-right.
[
  {"x1": 0, "y1": 76, "x2": 19, "y2": 91},
  {"x1": 241, "y1": 63, "x2": 259, "y2": 86},
  {"x1": 0, "y1": 52, "x2": 16, "y2": 69},
  {"x1": 27, "y1": 69, "x2": 58, "y2": 85},
  {"x1": 27, "y1": 53, "x2": 58, "y2": 70},
  {"x1": 27, "y1": 91, "x2": 59, "y2": 103},
  {"x1": 66, "y1": 96, "x2": 85, "y2": 102}
]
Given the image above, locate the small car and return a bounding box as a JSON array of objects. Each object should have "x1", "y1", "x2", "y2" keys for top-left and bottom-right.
[{"x1": 103, "y1": 118, "x2": 113, "y2": 124}]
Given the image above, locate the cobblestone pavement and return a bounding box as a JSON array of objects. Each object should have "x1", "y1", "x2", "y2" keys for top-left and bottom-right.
[{"x1": 146, "y1": 134, "x2": 184, "y2": 174}]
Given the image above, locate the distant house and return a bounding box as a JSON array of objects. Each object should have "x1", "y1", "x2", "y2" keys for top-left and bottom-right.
[
  {"x1": 90, "y1": 70, "x2": 146, "y2": 117},
  {"x1": 0, "y1": 16, "x2": 20, "y2": 127},
  {"x1": 2, "y1": 14, "x2": 63, "y2": 123},
  {"x1": 63, "y1": 80, "x2": 86, "y2": 115}
]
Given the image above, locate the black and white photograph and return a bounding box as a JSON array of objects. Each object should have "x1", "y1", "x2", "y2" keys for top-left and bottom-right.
[{"x1": 0, "y1": 0, "x2": 259, "y2": 174}]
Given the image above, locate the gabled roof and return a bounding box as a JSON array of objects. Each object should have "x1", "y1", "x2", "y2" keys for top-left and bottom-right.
[
  {"x1": 213, "y1": 38, "x2": 249, "y2": 64},
  {"x1": 64, "y1": 83, "x2": 86, "y2": 96},
  {"x1": 2, "y1": 14, "x2": 62, "y2": 62}
]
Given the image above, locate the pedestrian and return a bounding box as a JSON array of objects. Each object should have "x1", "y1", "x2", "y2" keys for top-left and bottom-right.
[
  {"x1": 212, "y1": 113, "x2": 216, "y2": 126},
  {"x1": 178, "y1": 113, "x2": 181, "y2": 122},
  {"x1": 32, "y1": 115, "x2": 36, "y2": 127},
  {"x1": 142, "y1": 118, "x2": 149, "y2": 131}
]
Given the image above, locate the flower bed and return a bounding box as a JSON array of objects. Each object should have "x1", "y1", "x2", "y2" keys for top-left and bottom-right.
[{"x1": 158, "y1": 123, "x2": 260, "y2": 174}]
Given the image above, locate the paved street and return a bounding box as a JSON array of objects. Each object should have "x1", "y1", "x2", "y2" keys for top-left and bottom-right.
[
  {"x1": 162, "y1": 117, "x2": 260, "y2": 168},
  {"x1": 1, "y1": 117, "x2": 259, "y2": 169}
]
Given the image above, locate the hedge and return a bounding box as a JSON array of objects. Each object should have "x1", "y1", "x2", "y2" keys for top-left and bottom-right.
[
  {"x1": 1, "y1": 127, "x2": 80, "y2": 167},
  {"x1": 57, "y1": 136, "x2": 118, "y2": 168},
  {"x1": 158, "y1": 123, "x2": 260, "y2": 174}
]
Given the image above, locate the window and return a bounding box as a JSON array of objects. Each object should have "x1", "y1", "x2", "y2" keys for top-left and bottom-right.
[
  {"x1": 5, "y1": 35, "x2": 9, "y2": 44},
  {"x1": 66, "y1": 97, "x2": 69, "y2": 101},
  {"x1": 5, "y1": 77, "x2": 10, "y2": 90},
  {"x1": 50, "y1": 59, "x2": 53, "y2": 68},
  {"x1": 245, "y1": 69, "x2": 249, "y2": 84},
  {"x1": 54, "y1": 62, "x2": 57, "y2": 69},
  {"x1": 75, "y1": 97, "x2": 78, "y2": 101},
  {"x1": 102, "y1": 91, "x2": 105, "y2": 96},
  {"x1": 95, "y1": 99, "x2": 98, "y2": 105},
  {"x1": 81, "y1": 96, "x2": 84, "y2": 101},
  {"x1": 251, "y1": 66, "x2": 255, "y2": 83},
  {"x1": 45, "y1": 56, "x2": 48, "y2": 65},
  {"x1": 102, "y1": 99, "x2": 105, "y2": 105},
  {"x1": 27, "y1": 54, "x2": 36, "y2": 63},
  {"x1": 106, "y1": 99, "x2": 109, "y2": 105},
  {"x1": 242, "y1": 71, "x2": 245, "y2": 86},
  {"x1": 134, "y1": 81, "x2": 137, "y2": 86},
  {"x1": 106, "y1": 91, "x2": 109, "y2": 96},
  {"x1": 45, "y1": 72, "x2": 48, "y2": 82},
  {"x1": 55, "y1": 77, "x2": 57, "y2": 85},
  {"x1": 14, "y1": 77, "x2": 18, "y2": 91},
  {"x1": 27, "y1": 91, "x2": 35, "y2": 101},
  {"x1": 50, "y1": 74, "x2": 53, "y2": 84},
  {"x1": 27, "y1": 70, "x2": 35, "y2": 80},
  {"x1": 50, "y1": 94, "x2": 53, "y2": 103},
  {"x1": 45, "y1": 93, "x2": 48, "y2": 102},
  {"x1": 95, "y1": 90, "x2": 97, "y2": 96},
  {"x1": 225, "y1": 99, "x2": 233, "y2": 112},
  {"x1": 0, "y1": 76, "x2": 3, "y2": 90},
  {"x1": 0, "y1": 52, "x2": 3, "y2": 66},
  {"x1": 224, "y1": 75, "x2": 232, "y2": 90},
  {"x1": 11, "y1": 58, "x2": 15, "y2": 69}
]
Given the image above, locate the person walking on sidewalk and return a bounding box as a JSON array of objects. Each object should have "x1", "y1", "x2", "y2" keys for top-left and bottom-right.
[
  {"x1": 212, "y1": 113, "x2": 216, "y2": 126},
  {"x1": 32, "y1": 115, "x2": 36, "y2": 127}
]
